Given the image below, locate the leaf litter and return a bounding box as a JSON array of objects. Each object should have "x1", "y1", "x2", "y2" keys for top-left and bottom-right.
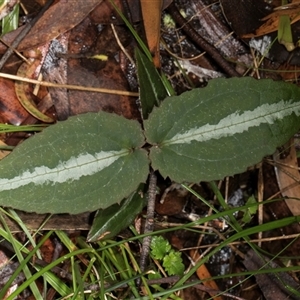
[{"x1": 0, "y1": 0, "x2": 300, "y2": 299}]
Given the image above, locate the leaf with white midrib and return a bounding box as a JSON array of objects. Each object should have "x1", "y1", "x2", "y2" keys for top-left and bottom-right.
[
  {"x1": 1, "y1": 77, "x2": 300, "y2": 214},
  {"x1": 164, "y1": 100, "x2": 300, "y2": 146},
  {"x1": 0, "y1": 112, "x2": 149, "y2": 214},
  {"x1": 0, "y1": 150, "x2": 128, "y2": 190},
  {"x1": 145, "y1": 77, "x2": 300, "y2": 182}
]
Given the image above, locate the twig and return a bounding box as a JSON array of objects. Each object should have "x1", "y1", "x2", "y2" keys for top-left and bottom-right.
[
  {"x1": 0, "y1": 71, "x2": 139, "y2": 96},
  {"x1": 111, "y1": 23, "x2": 135, "y2": 66},
  {"x1": 0, "y1": 0, "x2": 54, "y2": 70},
  {"x1": 139, "y1": 171, "x2": 157, "y2": 282},
  {"x1": 167, "y1": 2, "x2": 240, "y2": 77}
]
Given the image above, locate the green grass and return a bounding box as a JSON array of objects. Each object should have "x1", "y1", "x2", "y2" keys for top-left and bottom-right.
[
  {"x1": 0, "y1": 185, "x2": 299, "y2": 299},
  {"x1": 0, "y1": 2, "x2": 299, "y2": 299}
]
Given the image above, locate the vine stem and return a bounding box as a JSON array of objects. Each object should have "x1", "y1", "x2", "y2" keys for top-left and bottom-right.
[{"x1": 139, "y1": 171, "x2": 157, "y2": 282}]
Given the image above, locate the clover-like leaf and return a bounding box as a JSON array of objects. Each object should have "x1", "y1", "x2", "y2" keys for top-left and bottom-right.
[
  {"x1": 163, "y1": 251, "x2": 184, "y2": 276},
  {"x1": 145, "y1": 77, "x2": 300, "y2": 182},
  {"x1": 0, "y1": 112, "x2": 148, "y2": 214},
  {"x1": 151, "y1": 235, "x2": 172, "y2": 260}
]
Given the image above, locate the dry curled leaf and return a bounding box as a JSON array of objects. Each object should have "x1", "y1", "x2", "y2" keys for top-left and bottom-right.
[
  {"x1": 0, "y1": 77, "x2": 29, "y2": 125},
  {"x1": 18, "y1": 0, "x2": 103, "y2": 51},
  {"x1": 243, "y1": 249, "x2": 300, "y2": 300},
  {"x1": 190, "y1": 249, "x2": 224, "y2": 300},
  {"x1": 140, "y1": 0, "x2": 163, "y2": 68},
  {"x1": 273, "y1": 138, "x2": 300, "y2": 216}
]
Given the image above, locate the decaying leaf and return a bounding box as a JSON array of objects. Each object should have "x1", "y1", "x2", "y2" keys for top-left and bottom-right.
[
  {"x1": 90, "y1": 0, "x2": 172, "y2": 25},
  {"x1": 15, "y1": 59, "x2": 54, "y2": 123},
  {"x1": 0, "y1": 77, "x2": 29, "y2": 125},
  {"x1": 243, "y1": 249, "x2": 300, "y2": 300},
  {"x1": 140, "y1": 0, "x2": 163, "y2": 68},
  {"x1": 220, "y1": 0, "x2": 300, "y2": 64},
  {"x1": 17, "y1": 0, "x2": 103, "y2": 51},
  {"x1": 273, "y1": 138, "x2": 300, "y2": 216},
  {"x1": 190, "y1": 249, "x2": 224, "y2": 300}
]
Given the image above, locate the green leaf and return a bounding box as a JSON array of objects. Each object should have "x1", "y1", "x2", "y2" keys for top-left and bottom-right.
[
  {"x1": 135, "y1": 48, "x2": 168, "y2": 119},
  {"x1": 150, "y1": 236, "x2": 172, "y2": 260},
  {"x1": 109, "y1": 0, "x2": 152, "y2": 61},
  {"x1": 150, "y1": 236, "x2": 185, "y2": 275},
  {"x1": 87, "y1": 185, "x2": 146, "y2": 242},
  {"x1": 163, "y1": 251, "x2": 184, "y2": 276},
  {"x1": 2, "y1": 2, "x2": 19, "y2": 34},
  {"x1": 278, "y1": 15, "x2": 295, "y2": 51},
  {"x1": 0, "y1": 112, "x2": 149, "y2": 214},
  {"x1": 242, "y1": 195, "x2": 257, "y2": 223},
  {"x1": 145, "y1": 77, "x2": 300, "y2": 182}
]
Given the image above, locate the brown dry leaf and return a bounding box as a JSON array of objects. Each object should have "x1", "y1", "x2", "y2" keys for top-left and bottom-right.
[
  {"x1": 0, "y1": 141, "x2": 10, "y2": 160},
  {"x1": 35, "y1": 0, "x2": 48, "y2": 5},
  {"x1": 17, "y1": 0, "x2": 103, "y2": 51},
  {"x1": 190, "y1": 249, "x2": 224, "y2": 300},
  {"x1": 220, "y1": 0, "x2": 300, "y2": 64},
  {"x1": 90, "y1": 0, "x2": 145, "y2": 24},
  {"x1": 93, "y1": 0, "x2": 171, "y2": 68},
  {"x1": 155, "y1": 189, "x2": 186, "y2": 215},
  {"x1": 90, "y1": 0, "x2": 172, "y2": 24},
  {"x1": 220, "y1": 0, "x2": 270, "y2": 37},
  {"x1": 273, "y1": 138, "x2": 300, "y2": 216},
  {"x1": 265, "y1": 0, "x2": 300, "y2": 20},
  {"x1": 0, "y1": 77, "x2": 29, "y2": 125},
  {"x1": 243, "y1": 13, "x2": 300, "y2": 38},
  {"x1": 1, "y1": 211, "x2": 91, "y2": 232},
  {"x1": 278, "y1": 64, "x2": 300, "y2": 80},
  {"x1": 39, "y1": 238, "x2": 55, "y2": 263},
  {"x1": 65, "y1": 17, "x2": 139, "y2": 119},
  {"x1": 243, "y1": 249, "x2": 300, "y2": 300},
  {"x1": 67, "y1": 62, "x2": 138, "y2": 118},
  {"x1": 140, "y1": 0, "x2": 163, "y2": 68},
  {"x1": 242, "y1": 1, "x2": 300, "y2": 38}
]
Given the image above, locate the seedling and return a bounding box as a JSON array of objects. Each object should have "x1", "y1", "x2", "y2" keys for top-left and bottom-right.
[{"x1": 0, "y1": 76, "x2": 299, "y2": 214}]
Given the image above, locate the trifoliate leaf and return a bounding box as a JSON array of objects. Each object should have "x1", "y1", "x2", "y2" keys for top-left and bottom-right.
[{"x1": 145, "y1": 77, "x2": 300, "y2": 182}]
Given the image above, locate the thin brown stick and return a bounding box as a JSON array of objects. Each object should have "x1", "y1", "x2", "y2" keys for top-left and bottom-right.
[
  {"x1": 0, "y1": 71, "x2": 139, "y2": 96},
  {"x1": 139, "y1": 171, "x2": 157, "y2": 281},
  {"x1": 167, "y1": 2, "x2": 240, "y2": 77}
]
